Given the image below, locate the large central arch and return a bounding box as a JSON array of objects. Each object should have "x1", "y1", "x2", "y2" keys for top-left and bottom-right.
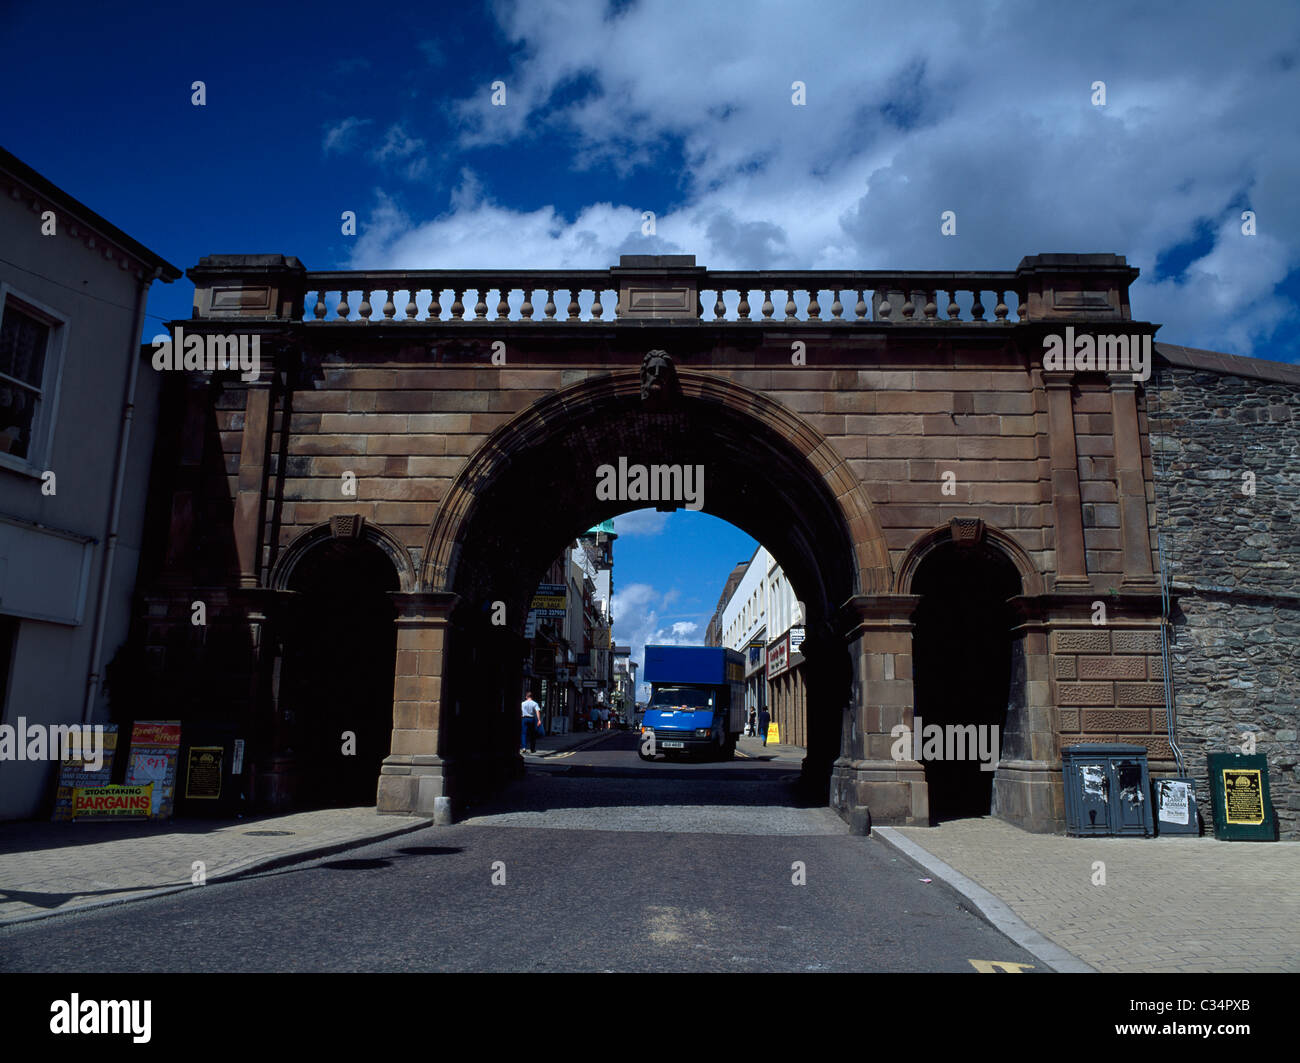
[{"x1": 376, "y1": 369, "x2": 892, "y2": 816}]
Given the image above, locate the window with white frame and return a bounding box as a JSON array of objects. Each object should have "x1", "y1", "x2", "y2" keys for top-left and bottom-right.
[{"x1": 0, "y1": 286, "x2": 66, "y2": 469}]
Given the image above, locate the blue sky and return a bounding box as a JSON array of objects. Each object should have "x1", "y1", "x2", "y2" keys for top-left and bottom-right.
[
  {"x1": 608, "y1": 510, "x2": 756, "y2": 698},
  {"x1": 3, "y1": 0, "x2": 1297, "y2": 688}
]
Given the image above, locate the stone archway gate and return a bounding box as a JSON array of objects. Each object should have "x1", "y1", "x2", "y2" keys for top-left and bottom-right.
[{"x1": 141, "y1": 252, "x2": 1170, "y2": 832}]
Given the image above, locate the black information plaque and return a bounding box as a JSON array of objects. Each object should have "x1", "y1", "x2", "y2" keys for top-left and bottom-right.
[{"x1": 184, "y1": 746, "x2": 224, "y2": 800}]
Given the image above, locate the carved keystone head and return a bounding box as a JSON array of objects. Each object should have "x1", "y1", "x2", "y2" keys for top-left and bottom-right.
[
  {"x1": 949, "y1": 517, "x2": 985, "y2": 546},
  {"x1": 640, "y1": 349, "x2": 679, "y2": 409},
  {"x1": 330, "y1": 514, "x2": 364, "y2": 540}
]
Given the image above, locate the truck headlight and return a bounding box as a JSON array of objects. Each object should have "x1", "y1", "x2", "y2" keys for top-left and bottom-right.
[{"x1": 695, "y1": 728, "x2": 711, "y2": 737}]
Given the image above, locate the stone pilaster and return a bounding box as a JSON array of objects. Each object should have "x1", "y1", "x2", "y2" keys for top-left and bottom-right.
[
  {"x1": 1110, "y1": 379, "x2": 1159, "y2": 590},
  {"x1": 159, "y1": 377, "x2": 210, "y2": 585},
  {"x1": 1045, "y1": 372, "x2": 1089, "y2": 587},
  {"x1": 829, "y1": 594, "x2": 927, "y2": 831},
  {"x1": 377, "y1": 591, "x2": 458, "y2": 819},
  {"x1": 1000, "y1": 595, "x2": 1069, "y2": 831},
  {"x1": 235, "y1": 382, "x2": 272, "y2": 588}
]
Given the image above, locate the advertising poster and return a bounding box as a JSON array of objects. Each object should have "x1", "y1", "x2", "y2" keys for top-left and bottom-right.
[
  {"x1": 530, "y1": 584, "x2": 567, "y2": 617},
  {"x1": 51, "y1": 724, "x2": 118, "y2": 822},
  {"x1": 1155, "y1": 779, "x2": 1191, "y2": 825},
  {"x1": 71, "y1": 784, "x2": 152, "y2": 819},
  {"x1": 125, "y1": 720, "x2": 182, "y2": 819}
]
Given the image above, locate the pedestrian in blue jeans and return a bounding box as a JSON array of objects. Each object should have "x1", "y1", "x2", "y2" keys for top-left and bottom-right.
[
  {"x1": 758, "y1": 707, "x2": 771, "y2": 747},
  {"x1": 520, "y1": 691, "x2": 541, "y2": 754}
]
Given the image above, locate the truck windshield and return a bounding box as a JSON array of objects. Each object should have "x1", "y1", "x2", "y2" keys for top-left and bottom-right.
[{"x1": 650, "y1": 687, "x2": 714, "y2": 709}]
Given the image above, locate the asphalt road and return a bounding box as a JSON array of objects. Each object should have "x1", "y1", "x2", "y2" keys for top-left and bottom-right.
[{"x1": 0, "y1": 732, "x2": 1043, "y2": 972}]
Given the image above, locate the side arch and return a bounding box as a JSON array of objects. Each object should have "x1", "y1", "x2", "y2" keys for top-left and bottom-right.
[
  {"x1": 892, "y1": 520, "x2": 1045, "y2": 598},
  {"x1": 269, "y1": 519, "x2": 417, "y2": 592}
]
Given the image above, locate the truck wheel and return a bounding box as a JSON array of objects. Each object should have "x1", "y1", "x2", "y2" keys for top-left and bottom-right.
[{"x1": 719, "y1": 736, "x2": 735, "y2": 761}]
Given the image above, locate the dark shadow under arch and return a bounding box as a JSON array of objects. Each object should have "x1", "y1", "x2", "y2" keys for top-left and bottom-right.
[
  {"x1": 279, "y1": 536, "x2": 400, "y2": 807},
  {"x1": 269, "y1": 519, "x2": 417, "y2": 593},
  {"x1": 909, "y1": 538, "x2": 1024, "y2": 821}
]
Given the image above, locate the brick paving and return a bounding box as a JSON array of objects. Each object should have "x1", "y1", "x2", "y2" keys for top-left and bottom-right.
[
  {"x1": 891, "y1": 816, "x2": 1300, "y2": 973},
  {"x1": 0, "y1": 807, "x2": 431, "y2": 926}
]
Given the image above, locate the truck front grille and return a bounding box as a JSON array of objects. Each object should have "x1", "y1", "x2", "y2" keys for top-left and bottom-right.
[{"x1": 651, "y1": 729, "x2": 703, "y2": 742}]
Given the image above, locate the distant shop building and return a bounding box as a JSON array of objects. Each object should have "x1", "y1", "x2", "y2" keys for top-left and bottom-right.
[
  {"x1": 523, "y1": 522, "x2": 616, "y2": 733},
  {"x1": 716, "y1": 546, "x2": 807, "y2": 747}
]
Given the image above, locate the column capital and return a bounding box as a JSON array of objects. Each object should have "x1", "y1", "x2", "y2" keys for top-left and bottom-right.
[
  {"x1": 1042, "y1": 370, "x2": 1076, "y2": 389},
  {"x1": 389, "y1": 590, "x2": 460, "y2": 623},
  {"x1": 835, "y1": 593, "x2": 920, "y2": 641}
]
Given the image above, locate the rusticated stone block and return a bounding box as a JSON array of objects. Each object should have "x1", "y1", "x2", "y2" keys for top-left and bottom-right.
[
  {"x1": 1078, "y1": 655, "x2": 1147, "y2": 680},
  {"x1": 1080, "y1": 709, "x2": 1151, "y2": 732},
  {"x1": 1053, "y1": 656, "x2": 1077, "y2": 679},
  {"x1": 1057, "y1": 708, "x2": 1080, "y2": 731},
  {"x1": 1052, "y1": 629, "x2": 1111, "y2": 654},
  {"x1": 1056, "y1": 682, "x2": 1113, "y2": 706},
  {"x1": 1111, "y1": 629, "x2": 1162, "y2": 653},
  {"x1": 1117, "y1": 682, "x2": 1165, "y2": 707},
  {"x1": 1068, "y1": 734, "x2": 1120, "y2": 748},
  {"x1": 1118, "y1": 735, "x2": 1174, "y2": 759}
]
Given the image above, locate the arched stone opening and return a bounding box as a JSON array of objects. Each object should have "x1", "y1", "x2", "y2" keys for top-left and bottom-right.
[
  {"x1": 894, "y1": 521, "x2": 1055, "y2": 826},
  {"x1": 909, "y1": 538, "x2": 1023, "y2": 820},
  {"x1": 379, "y1": 370, "x2": 890, "y2": 816},
  {"x1": 278, "y1": 534, "x2": 400, "y2": 808}
]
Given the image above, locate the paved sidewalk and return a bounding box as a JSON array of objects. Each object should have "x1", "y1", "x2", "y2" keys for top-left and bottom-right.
[
  {"x1": 0, "y1": 807, "x2": 431, "y2": 926},
  {"x1": 735, "y1": 735, "x2": 805, "y2": 764},
  {"x1": 523, "y1": 727, "x2": 610, "y2": 758},
  {"x1": 883, "y1": 817, "x2": 1300, "y2": 973}
]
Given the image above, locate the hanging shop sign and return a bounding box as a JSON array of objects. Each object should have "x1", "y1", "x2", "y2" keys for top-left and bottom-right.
[
  {"x1": 532, "y1": 647, "x2": 555, "y2": 674},
  {"x1": 767, "y1": 634, "x2": 790, "y2": 678},
  {"x1": 530, "y1": 584, "x2": 567, "y2": 618}
]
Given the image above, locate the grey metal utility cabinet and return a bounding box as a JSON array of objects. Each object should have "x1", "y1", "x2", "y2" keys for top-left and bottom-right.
[{"x1": 1060, "y1": 743, "x2": 1155, "y2": 837}]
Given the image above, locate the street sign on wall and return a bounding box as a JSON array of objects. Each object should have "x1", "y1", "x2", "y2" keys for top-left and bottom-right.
[{"x1": 530, "y1": 584, "x2": 567, "y2": 617}]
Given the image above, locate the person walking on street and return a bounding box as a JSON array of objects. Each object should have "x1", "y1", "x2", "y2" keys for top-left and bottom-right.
[
  {"x1": 758, "y1": 706, "x2": 771, "y2": 747},
  {"x1": 521, "y1": 691, "x2": 542, "y2": 754},
  {"x1": 747, "y1": 707, "x2": 756, "y2": 737}
]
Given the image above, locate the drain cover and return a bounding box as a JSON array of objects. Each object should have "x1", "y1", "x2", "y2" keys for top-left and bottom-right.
[{"x1": 243, "y1": 829, "x2": 295, "y2": 836}]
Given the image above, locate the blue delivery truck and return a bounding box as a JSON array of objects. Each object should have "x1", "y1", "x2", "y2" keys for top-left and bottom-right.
[{"x1": 640, "y1": 645, "x2": 746, "y2": 761}]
